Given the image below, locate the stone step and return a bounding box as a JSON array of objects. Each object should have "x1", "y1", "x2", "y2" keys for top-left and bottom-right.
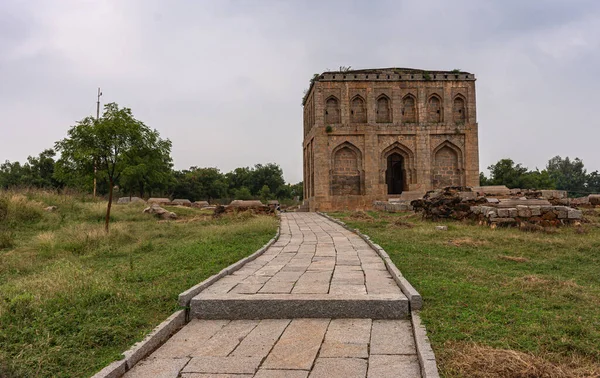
[{"x1": 191, "y1": 293, "x2": 409, "y2": 320}]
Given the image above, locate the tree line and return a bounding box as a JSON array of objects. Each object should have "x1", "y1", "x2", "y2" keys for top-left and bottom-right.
[
  {"x1": 480, "y1": 156, "x2": 600, "y2": 196},
  {"x1": 0, "y1": 103, "x2": 303, "y2": 203}
]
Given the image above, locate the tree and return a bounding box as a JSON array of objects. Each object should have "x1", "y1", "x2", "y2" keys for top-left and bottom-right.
[
  {"x1": 588, "y1": 171, "x2": 600, "y2": 193},
  {"x1": 483, "y1": 158, "x2": 556, "y2": 189},
  {"x1": 56, "y1": 103, "x2": 171, "y2": 232},
  {"x1": 546, "y1": 156, "x2": 587, "y2": 195},
  {"x1": 26, "y1": 149, "x2": 59, "y2": 188},
  {"x1": 119, "y1": 135, "x2": 173, "y2": 198},
  {"x1": 172, "y1": 167, "x2": 227, "y2": 201},
  {"x1": 486, "y1": 159, "x2": 529, "y2": 188},
  {"x1": 258, "y1": 185, "x2": 273, "y2": 201}
]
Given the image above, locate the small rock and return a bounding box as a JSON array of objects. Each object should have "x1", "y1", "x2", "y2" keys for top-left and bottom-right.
[
  {"x1": 44, "y1": 206, "x2": 57, "y2": 212},
  {"x1": 435, "y1": 225, "x2": 448, "y2": 231}
]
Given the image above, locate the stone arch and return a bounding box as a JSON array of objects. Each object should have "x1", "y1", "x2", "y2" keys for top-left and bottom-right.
[
  {"x1": 325, "y1": 96, "x2": 340, "y2": 124},
  {"x1": 380, "y1": 142, "x2": 416, "y2": 191},
  {"x1": 330, "y1": 142, "x2": 363, "y2": 195},
  {"x1": 431, "y1": 141, "x2": 464, "y2": 188},
  {"x1": 376, "y1": 94, "x2": 392, "y2": 123},
  {"x1": 401, "y1": 94, "x2": 417, "y2": 123},
  {"x1": 453, "y1": 94, "x2": 466, "y2": 123},
  {"x1": 427, "y1": 94, "x2": 443, "y2": 123},
  {"x1": 350, "y1": 95, "x2": 367, "y2": 123}
]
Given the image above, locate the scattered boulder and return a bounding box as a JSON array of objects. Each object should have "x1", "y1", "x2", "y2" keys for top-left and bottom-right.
[
  {"x1": 171, "y1": 199, "x2": 192, "y2": 207},
  {"x1": 229, "y1": 200, "x2": 265, "y2": 208},
  {"x1": 435, "y1": 225, "x2": 448, "y2": 231},
  {"x1": 191, "y1": 201, "x2": 210, "y2": 208},
  {"x1": 590, "y1": 195, "x2": 600, "y2": 206},
  {"x1": 117, "y1": 196, "x2": 145, "y2": 204},
  {"x1": 148, "y1": 198, "x2": 171, "y2": 206},
  {"x1": 143, "y1": 204, "x2": 177, "y2": 220}
]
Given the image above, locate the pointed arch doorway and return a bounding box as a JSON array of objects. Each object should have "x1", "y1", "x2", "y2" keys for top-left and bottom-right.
[{"x1": 386, "y1": 153, "x2": 405, "y2": 194}]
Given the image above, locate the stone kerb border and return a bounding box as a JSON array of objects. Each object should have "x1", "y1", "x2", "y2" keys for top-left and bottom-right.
[
  {"x1": 92, "y1": 225, "x2": 281, "y2": 378},
  {"x1": 178, "y1": 225, "x2": 281, "y2": 308},
  {"x1": 411, "y1": 310, "x2": 441, "y2": 378},
  {"x1": 317, "y1": 212, "x2": 422, "y2": 309},
  {"x1": 317, "y1": 212, "x2": 439, "y2": 378}
]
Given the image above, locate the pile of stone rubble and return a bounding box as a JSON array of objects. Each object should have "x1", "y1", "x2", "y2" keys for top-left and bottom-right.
[
  {"x1": 213, "y1": 200, "x2": 275, "y2": 216},
  {"x1": 410, "y1": 186, "x2": 586, "y2": 227}
]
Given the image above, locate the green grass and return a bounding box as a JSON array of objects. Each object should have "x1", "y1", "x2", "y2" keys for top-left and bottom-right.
[
  {"x1": 329, "y1": 210, "x2": 600, "y2": 377},
  {"x1": 0, "y1": 190, "x2": 278, "y2": 378}
]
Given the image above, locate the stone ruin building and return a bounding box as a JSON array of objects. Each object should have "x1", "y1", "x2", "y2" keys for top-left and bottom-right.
[{"x1": 302, "y1": 67, "x2": 480, "y2": 211}]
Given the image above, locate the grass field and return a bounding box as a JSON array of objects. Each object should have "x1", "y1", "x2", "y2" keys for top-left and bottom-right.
[
  {"x1": 329, "y1": 210, "x2": 600, "y2": 378},
  {"x1": 0, "y1": 190, "x2": 278, "y2": 378}
]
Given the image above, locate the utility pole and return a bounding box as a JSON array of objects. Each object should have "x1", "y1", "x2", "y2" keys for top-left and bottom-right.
[{"x1": 93, "y1": 88, "x2": 102, "y2": 198}]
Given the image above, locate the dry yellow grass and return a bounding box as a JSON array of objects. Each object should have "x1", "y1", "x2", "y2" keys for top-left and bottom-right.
[
  {"x1": 441, "y1": 342, "x2": 600, "y2": 378},
  {"x1": 498, "y1": 255, "x2": 530, "y2": 263}
]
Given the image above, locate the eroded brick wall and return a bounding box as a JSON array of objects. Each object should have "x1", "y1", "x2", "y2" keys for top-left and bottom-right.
[
  {"x1": 332, "y1": 147, "x2": 361, "y2": 195},
  {"x1": 432, "y1": 146, "x2": 461, "y2": 188}
]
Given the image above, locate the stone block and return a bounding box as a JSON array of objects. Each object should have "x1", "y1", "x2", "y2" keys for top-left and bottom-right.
[
  {"x1": 568, "y1": 209, "x2": 583, "y2": 219},
  {"x1": 171, "y1": 199, "x2": 192, "y2": 206},
  {"x1": 320, "y1": 343, "x2": 369, "y2": 358},
  {"x1": 124, "y1": 358, "x2": 190, "y2": 378},
  {"x1": 367, "y1": 355, "x2": 421, "y2": 378},
  {"x1": 254, "y1": 370, "x2": 308, "y2": 378},
  {"x1": 147, "y1": 197, "x2": 171, "y2": 205},
  {"x1": 517, "y1": 205, "x2": 531, "y2": 218},
  {"x1": 309, "y1": 358, "x2": 367, "y2": 378},
  {"x1": 497, "y1": 208, "x2": 510, "y2": 217},
  {"x1": 191, "y1": 293, "x2": 408, "y2": 319},
  {"x1": 530, "y1": 206, "x2": 541, "y2": 216},
  {"x1": 370, "y1": 320, "x2": 416, "y2": 355},
  {"x1": 262, "y1": 319, "x2": 329, "y2": 370},
  {"x1": 182, "y1": 356, "x2": 262, "y2": 374}
]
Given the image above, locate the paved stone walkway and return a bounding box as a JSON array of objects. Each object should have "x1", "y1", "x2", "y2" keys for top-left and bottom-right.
[
  {"x1": 124, "y1": 213, "x2": 420, "y2": 377},
  {"x1": 192, "y1": 213, "x2": 407, "y2": 319}
]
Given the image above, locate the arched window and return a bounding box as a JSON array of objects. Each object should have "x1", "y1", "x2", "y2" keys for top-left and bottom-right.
[
  {"x1": 427, "y1": 95, "x2": 442, "y2": 122},
  {"x1": 402, "y1": 95, "x2": 417, "y2": 123},
  {"x1": 350, "y1": 95, "x2": 367, "y2": 123},
  {"x1": 376, "y1": 95, "x2": 391, "y2": 123},
  {"x1": 453, "y1": 96, "x2": 466, "y2": 123},
  {"x1": 325, "y1": 96, "x2": 340, "y2": 124}
]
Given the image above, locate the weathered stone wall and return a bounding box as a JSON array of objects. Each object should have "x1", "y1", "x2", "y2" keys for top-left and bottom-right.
[{"x1": 302, "y1": 68, "x2": 480, "y2": 211}]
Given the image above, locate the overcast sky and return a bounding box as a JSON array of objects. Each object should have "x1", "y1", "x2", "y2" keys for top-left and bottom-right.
[{"x1": 1, "y1": 0, "x2": 598, "y2": 183}]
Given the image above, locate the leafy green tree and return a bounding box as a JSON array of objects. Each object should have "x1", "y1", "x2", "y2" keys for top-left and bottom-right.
[
  {"x1": 588, "y1": 171, "x2": 600, "y2": 193},
  {"x1": 546, "y1": 156, "x2": 587, "y2": 195},
  {"x1": 258, "y1": 185, "x2": 273, "y2": 201},
  {"x1": 119, "y1": 135, "x2": 173, "y2": 198},
  {"x1": 172, "y1": 167, "x2": 228, "y2": 201},
  {"x1": 234, "y1": 186, "x2": 253, "y2": 200},
  {"x1": 486, "y1": 159, "x2": 529, "y2": 188},
  {"x1": 250, "y1": 163, "x2": 286, "y2": 195},
  {"x1": 0, "y1": 161, "x2": 25, "y2": 188},
  {"x1": 485, "y1": 158, "x2": 555, "y2": 189},
  {"x1": 25, "y1": 149, "x2": 59, "y2": 188},
  {"x1": 56, "y1": 103, "x2": 171, "y2": 232},
  {"x1": 479, "y1": 172, "x2": 489, "y2": 186}
]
